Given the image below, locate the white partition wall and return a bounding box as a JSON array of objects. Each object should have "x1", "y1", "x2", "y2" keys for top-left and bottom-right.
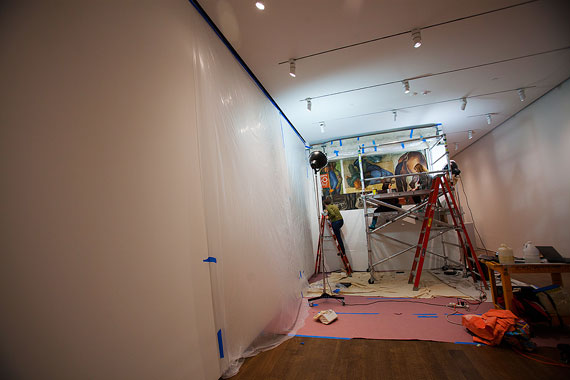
[{"x1": 0, "y1": 1, "x2": 315, "y2": 379}]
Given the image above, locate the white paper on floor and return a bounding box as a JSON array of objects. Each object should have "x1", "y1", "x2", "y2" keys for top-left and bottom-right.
[{"x1": 306, "y1": 271, "x2": 483, "y2": 300}]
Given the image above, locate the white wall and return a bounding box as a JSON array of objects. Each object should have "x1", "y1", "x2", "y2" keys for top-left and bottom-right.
[{"x1": 455, "y1": 79, "x2": 570, "y2": 257}]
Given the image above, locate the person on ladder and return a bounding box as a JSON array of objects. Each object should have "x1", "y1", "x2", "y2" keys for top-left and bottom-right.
[{"x1": 323, "y1": 197, "x2": 346, "y2": 256}]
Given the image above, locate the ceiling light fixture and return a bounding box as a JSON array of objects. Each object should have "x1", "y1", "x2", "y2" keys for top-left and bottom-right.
[
  {"x1": 402, "y1": 80, "x2": 410, "y2": 94},
  {"x1": 468, "y1": 130, "x2": 473, "y2": 140},
  {"x1": 455, "y1": 142, "x2": 459, "y2": 151},
  {"x1": 306, "y1": 98, "x2": 312, "y2": 112},
  {"x1": 411, "y1": 29, "x2": 422, "y2": 48},
  {"x1": 461, "y1": 97, "x2": 467, "y2": 111},
  {"x1": 289, "y1": 59, "x2": 296, "y2": 77},
  {"x1": 486, "y1": 114, "x2": 492, "y2": 125},
  {"x1": 517, "y1": 88, "x2": 526, "y2": 101},
  {"x1": 393, "y1": 110, "x2": 397, "y2": 122},
  {"x1": 255, "y1": 2, "x2": 265, "y2": 10},
  {"x1": 319, "y1": 122, "x2": 325, "y2": 134}
]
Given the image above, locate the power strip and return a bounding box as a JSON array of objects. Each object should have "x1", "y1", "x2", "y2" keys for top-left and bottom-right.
[{"x1": 447, "y1": 302, "x2": 470, "y2": 310}]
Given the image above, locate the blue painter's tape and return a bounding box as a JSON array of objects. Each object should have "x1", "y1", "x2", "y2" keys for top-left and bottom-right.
[
  {"x1": 305, "y1": 145, "x2": 311, "y2": 149},
  {"x1": 374, "y1": 146, "x2": 377, "y2": 152},
  {"x1": 410, "y1": 129, "x2": 414, "y2": 138},
  {"x1": 203, "y1": 257, "x2": 217, "y2": 263},
  {"x1": 217, "y1": 329, "x2": 224, "y2": 358},
  {"x1": 336, "y1": 312, "x2": 379, "y2": 315},
  {"x1": 333, "y1": 289, "x2": 340, "y2": 294},
  {"x1": 454, "y1": 341, "x2": 479, "y2": 345},
  {"x1": 295, "y1": 334, "x2": 351, "y2": 340},
  {"x1": 357, "y1": 137, "x2": 360, "y2": 141},
  {"x1": 372, "y1": 140, "x2": 376, "y2": 145},
  {"x1": 299, "y1": 271, "x2": 302, "y2": 279},
  {"x1": 334, "y1": 150, "x2": 339, "y2": 156},
  {"x1": 413, "y1": 313, "x2": 437, "y2": 315},
  {"x1": 340, "y1": 140, "x2": 343, "y2": 146},
  {"x1": 417, "y1": 316, "x2": 438, "y2": 318},
  {"x1": 331, "y1": 141, "x2": 334, "y2": 145},
  {"x1": 401, "y1": 143, "x2": 405, "y2": 149}
]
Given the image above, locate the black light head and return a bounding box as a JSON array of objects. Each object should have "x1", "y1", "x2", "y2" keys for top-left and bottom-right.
[{"x1": 309, "y1": 151, "x2": 328, "y2": 172}]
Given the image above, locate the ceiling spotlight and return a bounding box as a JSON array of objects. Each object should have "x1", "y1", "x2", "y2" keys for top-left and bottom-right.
[
  {"x1": 486, "y1": 114, "x2": 492, "y2": 125},
  {"x1": 455, "y1": 142, "x2": 459, "y2": 151},
  {"x1": 518, "y1": 88, "x2": 526, "y2": 102},
  {"x1": 402, "y1": 80, "x2": 410, "y2": 94},
  {"x1": 411, "y1": 29, "x2": 422, "y2": 48},
  {"x1": 461, "y1": 97, "x2": 467, "y2": 111},
  {"x1": 319, "y1": 122, "x2": 325, "y2": 134},
  {"x1": 468, "y1": 130, "x2": 473, "y2": 140},
  {"x1": 255, "y1": 2, "x2": 265, "y2": 10},
  {"x1": 393, "y1": 110, "x2": 397, "y2": 122},
  {"x1": 289, "y1": 59, "x2": 296, "y2": 77},
  {"x1": 306, "y1": 98, "x2": 312, "y2": 112}
]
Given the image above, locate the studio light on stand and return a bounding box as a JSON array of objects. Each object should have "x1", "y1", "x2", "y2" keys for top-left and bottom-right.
[{"x1": 308, "y1": 151, "x2": 345, "y2": 307}]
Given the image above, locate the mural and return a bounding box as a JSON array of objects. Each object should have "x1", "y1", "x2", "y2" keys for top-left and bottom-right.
[{"x1": 319, "y1": 151, "x2": 428, "y2": 210}]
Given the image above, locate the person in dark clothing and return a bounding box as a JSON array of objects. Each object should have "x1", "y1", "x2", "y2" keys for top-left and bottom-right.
[
  {"x1": 368, "y1": 196, "x2": 401, "y2": 230},
  {"x1": 323, "y1": 197, "x2": 346, "y2": 256}
]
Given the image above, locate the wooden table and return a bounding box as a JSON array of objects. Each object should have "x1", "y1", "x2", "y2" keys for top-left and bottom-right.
[{"x1": 483, "y1": 261, "x2": 570, "y2": 311}]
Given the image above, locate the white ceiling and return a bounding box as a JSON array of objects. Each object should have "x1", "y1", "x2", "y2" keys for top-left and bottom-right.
[{"x1": 197, "y1": 0, "x2": 570, "y2": 155}]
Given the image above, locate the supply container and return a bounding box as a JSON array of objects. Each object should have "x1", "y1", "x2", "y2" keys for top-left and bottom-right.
[
  {"x1": 523, "y1": 241, "x2": 540, "y2": 263},
  {"x1": 497, "y1": 244, "x2": 515, "y2": 264}
]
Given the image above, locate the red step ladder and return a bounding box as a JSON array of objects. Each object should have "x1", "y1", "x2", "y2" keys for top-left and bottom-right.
[
  {"x1": 314, "y1": 213, "x2": 353, "y2": 276},
  {"x1": 409, "y1": 175, "x2": 488, "y2": 291}
]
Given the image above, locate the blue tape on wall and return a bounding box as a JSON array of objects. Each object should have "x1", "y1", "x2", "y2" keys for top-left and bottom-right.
[
  {"x1": 339, "y1": 140, "x2": 342, "y2": 146},
  {"x1": 217, "y1": 329, "x2": 224, "y2": 358},
  {"x1": 401, "y1": 143, "x2": 405, "y2": 149},
  {"x1": 203, "y1": 257, "x2": 217, "y2": 263},
  {"x1": 410, "y1": 129, "x2": 414, "y2": 138},
  {"x1": 331, "y1": 141, "x2": 333, "y2": 145},
  {"x1": 334, "y1": 150, "x2": 339, "y2": 156}
]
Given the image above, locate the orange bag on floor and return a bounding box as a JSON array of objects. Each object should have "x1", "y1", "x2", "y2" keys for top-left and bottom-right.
[{"x1": 462, "y1": 309, "x2": 518, "y2": 346}]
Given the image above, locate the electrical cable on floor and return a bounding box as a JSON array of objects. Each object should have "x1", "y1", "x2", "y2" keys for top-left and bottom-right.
[
  {"x1": 512, "y1": 347, "x2": 570, "y2": 368},
  {"x1": 445, "y1": 311, "x2": 463, "y2": 326}
]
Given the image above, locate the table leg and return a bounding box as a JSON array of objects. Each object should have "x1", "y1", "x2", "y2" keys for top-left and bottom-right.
[
  {"x1": 501, "y1": 271, "x2": 513, "y2": 311},
  {"x1": 488, "y1": 267, "x2": 498, "y2": 308},
  {"x1": 551, "y1": 272, "x2": 563, "y2": 287}
]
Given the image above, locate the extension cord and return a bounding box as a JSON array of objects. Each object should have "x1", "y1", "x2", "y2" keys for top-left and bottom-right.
[{"x1": 447, "y1": 302, "x2": 469, "y2": 310}]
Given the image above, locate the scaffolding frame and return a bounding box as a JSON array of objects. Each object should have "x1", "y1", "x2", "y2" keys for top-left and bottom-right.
[{"x1": 358, "y1": 131, "x2": 459, "y2": 284}]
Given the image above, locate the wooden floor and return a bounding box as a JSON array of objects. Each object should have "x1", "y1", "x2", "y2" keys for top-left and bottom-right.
[{"x1": 229, "y1": 337, "x2": 570, "y2": 380}]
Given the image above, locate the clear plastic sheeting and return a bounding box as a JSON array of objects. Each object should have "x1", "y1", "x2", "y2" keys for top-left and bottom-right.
[{"x1": 190, "y1": 9, "x2": 314, "y2": 378}]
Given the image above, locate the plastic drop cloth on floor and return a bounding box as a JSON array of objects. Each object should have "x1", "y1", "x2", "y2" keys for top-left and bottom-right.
[{"x1": 306, "y1": 271, "x2": 483, "y2": 299}]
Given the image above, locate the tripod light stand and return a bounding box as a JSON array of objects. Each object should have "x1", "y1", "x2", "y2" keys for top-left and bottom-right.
[{"x1": 308, "y1": 151, "x2": 345, "y2": 307}]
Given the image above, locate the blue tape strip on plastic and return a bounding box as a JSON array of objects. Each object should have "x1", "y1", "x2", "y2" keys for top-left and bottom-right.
[
  {"x1": 410, "y1": 129, "x2": 414, "y2": 138},
  {"x1": 305, "y1": 144, "x2": 311, "y2": 149},
  {"x1": 336, "y1": 312, "x2": 379, "y2": 315},
  {"x1": 340, "y1": 140, "x2": 343, "y2": 146},
  {"x1": 331, "y1": 141, "x2": 333, "y2": 145},
  {"x1": 203, "y1": 257, "x2": 217, "y2": 263},
  {"x1": 454, "y1": 341, "x2": 479, "y2": 345},
  {"x1": 357, "y1": 137, "x2": 360, "y2": 141},
  {"x1": 417, "y1": 315, "x2": 438, "y2": 318},
  {"x1": 413, "y1": 313, "x2": 437, "y2": 315},
  {"x1": 334, "y1": 150, "x2": 339, "y2": 156},
  {"x1": 401, "y1": 143, "x2": 405, "y2": 149},
  {"x1": 294, "y1": 334, "x2": 351, "y2": 340},
  {"x1": 217, "y1": 329, "x2": 224, "y2": 358}
]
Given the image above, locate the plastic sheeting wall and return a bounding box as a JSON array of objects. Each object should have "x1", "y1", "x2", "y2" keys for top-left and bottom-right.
[
  {"x1": 190, "y1": 5, "x2": 315, "y2": 378},
  {"x1": 0, "y1": 1, "x2": 315, "y2": 379}
]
